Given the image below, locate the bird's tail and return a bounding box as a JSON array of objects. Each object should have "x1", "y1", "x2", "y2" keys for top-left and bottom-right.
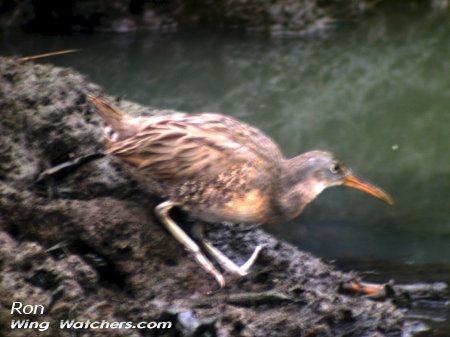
[{"x1": 87, "y1": 94, "x2": 126, "y2": 133}]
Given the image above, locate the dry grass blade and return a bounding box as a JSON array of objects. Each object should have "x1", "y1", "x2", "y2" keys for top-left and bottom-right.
[{"x1": 17, "y1": 49, "x2": 79, "y2": 63}]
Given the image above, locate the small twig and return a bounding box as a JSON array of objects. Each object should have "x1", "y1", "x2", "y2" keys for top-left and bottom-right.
[
  {"x1": 394, "y1": 282, "x2": 448, "y2": 299},
  {"x1": 47, "y1": 286, "x2": 65, "y2": 312},
  {"x1": 17, "y1": 49, "x2": 80, "y2": 63},
  {"x1": 36, "y1": 152, "x2": 105, "y2": 184},
  {"x1": 45, "y1": 241, "x2": 69, "y2": 253},
  {"x1": 192, "y1": 290, "x2": 294, "y2": 308},
  {"x1": 340, "y1": 279, "x2": 395, "y2": 299}
]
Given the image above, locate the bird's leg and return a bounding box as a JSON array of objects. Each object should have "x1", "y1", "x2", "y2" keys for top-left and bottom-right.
[
  {"x1": 154, "y1": 201, "x2": 225, "y2": 287},
  {"x1": 192, "y1": 222, "x2": 262, "y2": 277}
]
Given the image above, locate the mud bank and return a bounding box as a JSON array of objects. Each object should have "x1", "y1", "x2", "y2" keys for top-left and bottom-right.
[{"x1": 0, "y1": 57, "x2": 416, "y2": 336}]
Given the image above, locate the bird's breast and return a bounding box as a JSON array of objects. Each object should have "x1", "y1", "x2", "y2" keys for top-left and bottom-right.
[{"x1": 186, "y1": 188, "x2": 271, "y2": 224}]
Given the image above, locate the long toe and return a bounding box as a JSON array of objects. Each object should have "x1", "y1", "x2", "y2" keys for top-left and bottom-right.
[{"x1": 237, "y1": 245, "x2": 263, "y2": 276}]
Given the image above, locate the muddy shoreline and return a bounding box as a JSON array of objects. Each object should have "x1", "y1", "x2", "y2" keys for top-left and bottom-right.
[{"x1": 0, "y1": 56, "x2": 436, "y2": 336}]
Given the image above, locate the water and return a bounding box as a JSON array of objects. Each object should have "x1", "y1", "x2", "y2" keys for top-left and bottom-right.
[{"x1": 1, "y1": 9, "x2": 449, "y2": 332}]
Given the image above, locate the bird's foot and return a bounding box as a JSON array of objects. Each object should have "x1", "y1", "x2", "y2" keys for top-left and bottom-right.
[
  {"x1": 202, "y1": 240, "x2": 262, "y2": 276},
  {"x1": 155, "y1": 201, "x2": 226, "y2": 288},
  {"x1": 193, "y1": 222, "x2": 262, "y2": 277}
]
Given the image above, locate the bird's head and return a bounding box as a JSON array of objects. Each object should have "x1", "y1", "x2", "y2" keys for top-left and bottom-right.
[{"x1": 284, "y1": 151, "x2": 394, "y2": 206}]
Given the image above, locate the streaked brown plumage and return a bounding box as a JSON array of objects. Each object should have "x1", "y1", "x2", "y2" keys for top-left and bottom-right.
[{"x1": 88, "y1": 95, "x2": 393, "y2": 287}]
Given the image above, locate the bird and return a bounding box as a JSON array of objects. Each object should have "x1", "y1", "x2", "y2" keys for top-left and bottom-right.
[{"x1": 87, "y1": 94, "x2": 393, "y2": 287}]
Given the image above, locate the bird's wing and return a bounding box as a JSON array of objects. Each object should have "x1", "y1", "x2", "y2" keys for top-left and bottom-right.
[{"x1": 107, "y1": 113, "x2": 283, "y2": 181}]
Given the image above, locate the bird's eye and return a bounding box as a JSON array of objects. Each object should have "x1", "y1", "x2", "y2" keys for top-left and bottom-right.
[{"x1": 330, "y1": 163, "x2": 341, "y2": 174}]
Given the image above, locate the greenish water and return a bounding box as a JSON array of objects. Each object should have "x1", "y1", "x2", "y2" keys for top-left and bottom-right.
[{"x1": 1, "y1": 9, "x2": 449, "y2": 307}]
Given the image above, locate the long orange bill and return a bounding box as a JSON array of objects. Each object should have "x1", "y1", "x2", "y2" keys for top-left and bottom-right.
[{"x1": 343, "y1": 174, "x2": 394, "y2": 205}]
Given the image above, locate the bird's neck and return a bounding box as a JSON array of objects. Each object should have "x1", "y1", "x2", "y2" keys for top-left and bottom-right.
[{"x1": 272, "y1": 157, "x2": 324, "y2": 223}]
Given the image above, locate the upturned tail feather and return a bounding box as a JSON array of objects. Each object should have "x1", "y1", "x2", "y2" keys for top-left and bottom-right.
[{"x1": 87, "y1": 94, "x2": 126, "y2": 133}]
